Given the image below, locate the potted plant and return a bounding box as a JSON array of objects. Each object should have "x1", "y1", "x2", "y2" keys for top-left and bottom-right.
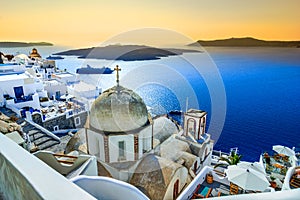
[
  {"x1": 270, "y1": 176, "x2": 277, "y2": 188},
  {"x1": 206, "y1": 171, "x2": 214, "y2": 184},
  {"x1": 214, "y1": 151, "x2": 242, "y2": 169},
  {"x1": 280, "y1": 167, "x2": 287, "y2": 175}
]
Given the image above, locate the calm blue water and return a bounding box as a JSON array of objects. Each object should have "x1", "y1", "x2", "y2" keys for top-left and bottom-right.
[
  {"x1": 205, "y1": 47, "x2": 300, "y2": 161},
  {"x1": 1, "y1": 46, "x2": 299, "y2": 162}
]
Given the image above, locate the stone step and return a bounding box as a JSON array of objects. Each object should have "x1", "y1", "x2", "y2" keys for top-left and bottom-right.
[
  {"x1": 38, "y1": 140, "x2": 60, "y2": 151},
  {"x1": 29, "y1": 131, "x2": 44, "y2": 139},
  {"x1": 22, "y1": 126, "x2": 36, "y2": 132},
  {"x1": 28, "y1": 130, "x2": 40, "y2": 135},
  {"x1": 31, "y1": 134, "x2": 48, "y2": 141},
  {"x1": 32, "y1": 135, "x2": 53, "y2": 145},
  {"x1": 34, "y1": 137, "x2": 55, "y2": 146}
]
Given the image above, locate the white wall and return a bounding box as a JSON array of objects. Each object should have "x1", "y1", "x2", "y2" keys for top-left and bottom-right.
[
  {"x1": 87, "y1": 130, "x2": 99, "y2": 157},
  {"x1": 0, "y1": 79, "x2": 23, "y2": 98},
  {"x1": 23, "y1": 79, "x2": 38, "y2": 95},
  {"x1": 44, "y1": 83, "x2": 67, "y2": 98},
  {"x1": 0, "y1": 134, "x2": 96, "y2": 200},
  {"x1": 6, "y1": 93, "x2": 40, "y2": 110},
  {"x1": 109, "y1": 135, "x2": 135, "y2": 162},
  {"x1": 139, "y1": 132, "x2": 152, "y2": 157},
  {"x1": 87, "y1": 130, "x2": 105, "y2": 161}
]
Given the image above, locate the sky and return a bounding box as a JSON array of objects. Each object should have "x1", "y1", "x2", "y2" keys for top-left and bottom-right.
[{"x1": 0, "y1": 0, "x2": 299, "y2": 47}]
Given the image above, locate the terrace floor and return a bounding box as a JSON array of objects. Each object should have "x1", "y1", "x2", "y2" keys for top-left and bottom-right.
[
  {"x1": 192, "y1": 178, "x2": 267, "y2": 199},
  {"x1": 192, "y1": 179, "x2": 236, "y2": 199},
  {"x1": 202, "y1": 180, "x2": 231, "y2": 196}
]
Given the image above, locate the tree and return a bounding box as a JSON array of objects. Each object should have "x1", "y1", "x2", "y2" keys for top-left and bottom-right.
[{"x1": 214, "y1": 151, "x2": 242, "y2": 168}]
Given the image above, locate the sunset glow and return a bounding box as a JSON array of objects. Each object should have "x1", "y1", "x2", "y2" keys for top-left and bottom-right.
[{"x1": 1, "y1": 0, "x2": 299, "y2": 47}]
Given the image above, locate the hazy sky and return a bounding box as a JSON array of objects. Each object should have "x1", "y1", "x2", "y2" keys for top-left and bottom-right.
[{"x1": 1, "y1": 0, "x2": 299, "y2": 47}]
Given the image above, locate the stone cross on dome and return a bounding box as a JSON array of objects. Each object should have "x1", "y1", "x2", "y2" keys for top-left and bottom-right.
[{"x1": 114, "y1": 65, "x2": 121, "y2": 86}]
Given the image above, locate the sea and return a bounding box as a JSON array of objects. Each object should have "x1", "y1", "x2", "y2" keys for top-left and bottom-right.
[{"x1": 1, "y1": 46, "x2": 300, "y2": 162}]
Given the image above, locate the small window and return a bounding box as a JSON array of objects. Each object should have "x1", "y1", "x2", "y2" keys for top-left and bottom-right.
[
  {"x1": 75, "y1": 116, "x2": 81, "y2": 126},
  {"x1": 118, "y1": 141, "x2": 126, "y2": 161},
  {"x1": 53, "y1": 125, "x2": 59, "y2": 131}
]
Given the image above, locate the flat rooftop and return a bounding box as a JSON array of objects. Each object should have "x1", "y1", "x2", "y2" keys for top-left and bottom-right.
[
  {"x1": 54, "y1": 73, "x2": 74, "y2": 78},
  {"x1": 0, "y1": 73, "x2": 28, "y2": 81}
]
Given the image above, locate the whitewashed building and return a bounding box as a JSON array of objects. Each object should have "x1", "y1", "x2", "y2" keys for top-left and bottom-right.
[{"x1": 0, "y1": 65, "x2": 45, "y2": 111}]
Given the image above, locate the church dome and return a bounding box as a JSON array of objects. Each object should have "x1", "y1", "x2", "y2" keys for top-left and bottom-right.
[
  {"x1": 89, "y1": 85, "x2": 149, "y2": 133},
  {"x1": 29, "y1": 48, "x2": 41, "y2": 58}
]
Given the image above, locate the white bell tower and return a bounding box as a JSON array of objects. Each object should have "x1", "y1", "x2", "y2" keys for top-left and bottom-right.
[{"x1": 183, "y1": 109, "x2": 207, "y2": 141}]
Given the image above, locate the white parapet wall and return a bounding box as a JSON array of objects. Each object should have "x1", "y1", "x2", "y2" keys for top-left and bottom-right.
[
  {"x1": 0, "y1": 134, "x2": 96, "y2": 200},
  {"x1": 71, "y1": 175, "x2": 150, "y2": 200},
  {"x1": 177, "y1": 165, "x2": 212, "y2": 200}
]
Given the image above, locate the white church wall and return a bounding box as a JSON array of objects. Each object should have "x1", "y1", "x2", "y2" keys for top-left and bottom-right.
[
  {"x1": 139, "y1": 125, "x2": 153, "y2": 153},
  {"x1": 138, "y1": 133, "x2": 152, "y2": 157},
  {"x1": 87, "y1": 130, "x2": 104, "y2": 159},
  {"x1": 138, "y1": 136, "x2": 144, "y2": 158},
  {"x1": 98, "y1": 134, "x2": 105, "y2": 161},
  {"x1": 109, "y1": 135, "x2": 135, "y2": 162},
  {"x1": 163, "y1": 167, "x2": 188, "y2": 200}
]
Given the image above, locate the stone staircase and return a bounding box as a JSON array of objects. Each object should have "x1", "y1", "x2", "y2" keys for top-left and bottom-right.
[
  {"x1": 0, "y1": 107, "x2": 60, "y2": 151},
  {"x1": 23, "y1": 122, "x2": 60, "y2": 151}
]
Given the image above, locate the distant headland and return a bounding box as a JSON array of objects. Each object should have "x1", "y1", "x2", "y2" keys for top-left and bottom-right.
[
  {"x1": 189, "y1": 37, "x2": 300, "y2": 47},
  {"x1": 0, "y1": 42, "x2": 53, "y2": 48},
  {"x1": 55, "y1": 45, "x2": 200, "y2": 61}
]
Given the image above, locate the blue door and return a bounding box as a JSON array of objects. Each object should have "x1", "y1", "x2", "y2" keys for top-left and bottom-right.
[{"x1": 14, "y1": 86, "x2": 24, "y2": 99}]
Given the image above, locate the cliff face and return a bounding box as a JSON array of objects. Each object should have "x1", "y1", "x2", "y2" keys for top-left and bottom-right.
[
  {"x1": 55, "y1": 45, "x2": 200, "y2": 61},
  {"x1": 0, "y1": 42, "x2": 53, "y2": 48},
  {"x1": 0, "y1": 53, "x2": 3, "y2": 64},
  {"x1": 190, "y1": 37, "x2": 300, "y2": 47}
]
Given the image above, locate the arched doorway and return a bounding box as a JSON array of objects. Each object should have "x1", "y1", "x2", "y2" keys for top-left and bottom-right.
[
  {"x1": 186, "y1": 118, "x2": 196, "y2": 138},
  {"x1": 173, "y1": 179, "x2": 179, "y2": 199}
]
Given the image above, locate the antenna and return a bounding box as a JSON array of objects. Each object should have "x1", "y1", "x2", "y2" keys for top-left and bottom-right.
[{"x1": 185, "y1": 97, "x2": 189, "y2": 113}]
